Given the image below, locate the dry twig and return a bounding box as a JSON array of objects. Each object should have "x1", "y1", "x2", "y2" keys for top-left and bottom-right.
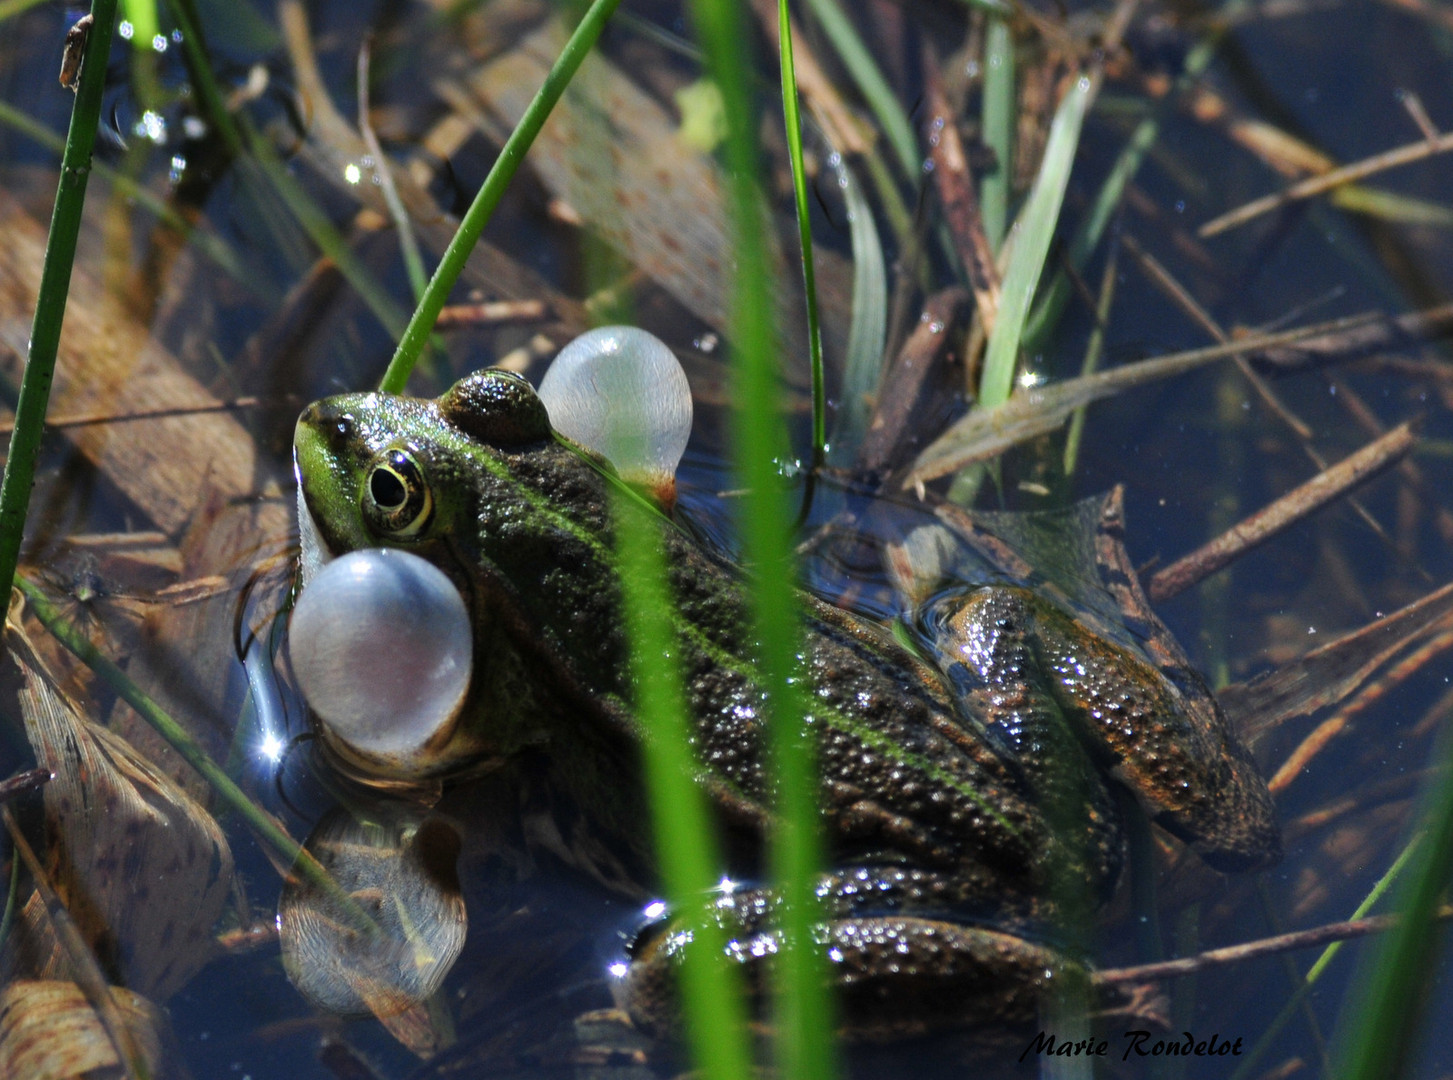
[
  {"x1": 0, "y1": 768, "x2": 49, "y2": 805},
  {"x1": 1148, "y1": 423, "x2": 1416, "y2": 602},
  {"x1": 1201, "y1": 130, "x2": 1453, "y2": 237},
  {"x1": 922, "y1": 57, "x2": 1001, "y2": 330},
  {"x1": 1095, "y1": 907, "x2": 1453, "y2": 986}
]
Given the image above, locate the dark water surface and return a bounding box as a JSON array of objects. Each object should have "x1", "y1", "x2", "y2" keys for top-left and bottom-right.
[{"x1": 3, "y1": 1, "x2": 1453, "y2": 1078}]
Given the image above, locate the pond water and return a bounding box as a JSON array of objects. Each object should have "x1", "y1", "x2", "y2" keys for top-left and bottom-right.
[{"x1": 3, "y1": 0, "x2": 1453, "y2": 1078}]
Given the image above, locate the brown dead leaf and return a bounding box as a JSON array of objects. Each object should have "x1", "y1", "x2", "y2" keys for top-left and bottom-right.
[
  {"x1": 1, "y1": 615, "x2": 234, "y2": 1001},
  {"x1": 447, "y1": 19, "x2": 851, "y2": 366},
  {"x1": 0, "y1": 979, "x2": 186, "y2": 1080},
  {"x1": 0, "y1": 189, "x2": 269, "y2": 538}
]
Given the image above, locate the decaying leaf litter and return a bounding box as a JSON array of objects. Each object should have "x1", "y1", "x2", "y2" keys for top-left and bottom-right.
[{"x1": 0, "y1": 0, "x2": 1452, "y2": 1076}]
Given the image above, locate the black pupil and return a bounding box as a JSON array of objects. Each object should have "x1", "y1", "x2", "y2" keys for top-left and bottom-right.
[{"x1": 371, "y1": 468, "x2": 407, "y2": 509}]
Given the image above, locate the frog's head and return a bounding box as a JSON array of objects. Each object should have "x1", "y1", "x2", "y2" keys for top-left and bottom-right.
[
  {"x1": 294, "y1": 370, "x2": 555, "y2": 576},
  {"x1": 293, "y1": 335, "x2": 691, "y2": 784},
  {"x1": 293, "y1": 356, "x2": 689, "y2": 785}
]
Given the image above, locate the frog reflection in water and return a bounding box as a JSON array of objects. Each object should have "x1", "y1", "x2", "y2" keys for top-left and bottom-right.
[{"x1": 291, "y1": 365, "x2": 1279, "y2": 1040}]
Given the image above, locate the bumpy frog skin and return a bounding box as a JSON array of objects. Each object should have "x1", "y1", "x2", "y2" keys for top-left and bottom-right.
[{"x1": 293, "y1": 368, "x2": 1279, "y2": 1039}]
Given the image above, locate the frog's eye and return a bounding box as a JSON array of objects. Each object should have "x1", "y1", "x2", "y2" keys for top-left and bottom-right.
[
  {"x1": 363, "y1": 449, "x2": 432, "y2": 538},
  {"x1": 439, "y1": 369, "x2": 552, "y2": 446},
  {"x1": 537, "y1": 326, "x2": 692, "y2": 506}
]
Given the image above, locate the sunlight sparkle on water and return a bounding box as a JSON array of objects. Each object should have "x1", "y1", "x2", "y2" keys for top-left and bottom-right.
[
  {"x1": 136, "y1": 111, "x2": 166, "y2": 143},
  {"x1": 344, "y1": 163, "x2": 362, "y2": 184},
  {"x1": 643, "y1": 900, "x2": 667, "y2": 921},
  {"x1": 608, "y1": 961, "x2": 629, "y2": 979},
  {"x1": 258, "y1": 734, "x2": 285, "y2": 764}
]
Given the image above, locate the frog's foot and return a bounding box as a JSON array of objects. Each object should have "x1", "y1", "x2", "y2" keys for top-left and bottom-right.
[
  {"x1": 934, "y1": 586, "x2": 1280, "y2": 872},
  {"x1": 619, "y1": 891, "x2": 1079, "y2": 1043}
]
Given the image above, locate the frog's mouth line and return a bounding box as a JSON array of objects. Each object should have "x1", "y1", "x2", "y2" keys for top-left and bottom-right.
[{"x1": 296, "y1": 481, "x2": 334, "y2": 588}]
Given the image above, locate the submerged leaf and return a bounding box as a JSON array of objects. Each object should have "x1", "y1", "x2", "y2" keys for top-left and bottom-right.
[
  {"x1": 279, "y1": 807, "x2": 466, "y2": 1056},
  {"x1": 1, "y1": 615, "x2": 234, "y2": 1001},
  {"x1": 0, "y1": 979, "x2": 181, "y2": 1080},
  {"x1": 1221, "y1": 580, "x2": 1453, "y2": 741}
]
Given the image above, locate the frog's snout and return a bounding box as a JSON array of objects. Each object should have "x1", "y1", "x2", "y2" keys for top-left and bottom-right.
[{"x1": 295, "y1": 399, "x2": 359, "y2": 452}]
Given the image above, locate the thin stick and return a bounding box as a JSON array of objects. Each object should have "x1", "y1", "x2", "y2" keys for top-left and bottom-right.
[
  {"x1": 1094, "y1": 906, "x2": 1453, "y2": 986},
  {"x1": 923, "y1": 54, "x2": 1001, "y2": 331},
  {"x1": 2, "y1": 806, "x2": 148, "y2": 1080},
  {"x1": 1269, "y1": 620, "x2": 1453, "y2": 793},
  {"x1": 434, "y1": 299, "x2": 548, "y2": 328},
  {"x1": 0, "y1": 397, "x2": 269, "y2": 436},
  {"x1": 1148, "y1": 422, "x2": 1416, "y2": 602},
  {"x1": 357, "y1": 38, "x2": 428, "y2": 303},
  {"x1": 907, "y1": 310, "x2": 1387, "y2": 485},
  {"x1": 1122, "y1": 232, "x2": 1314, "y2": 441},
  {"x1": 1201, "y1": 129, "x2": 1453, "y2": 237},
  {"x1": 0, "y1": 0, "x2": 119, "y2": 611}
]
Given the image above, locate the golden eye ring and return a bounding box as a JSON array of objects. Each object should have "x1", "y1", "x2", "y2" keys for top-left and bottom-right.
[{"x1": 363, "y1": 449, "x2": 432, "y2": 538}]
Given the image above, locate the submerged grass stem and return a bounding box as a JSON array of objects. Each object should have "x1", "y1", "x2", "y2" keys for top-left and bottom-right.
[{"x1": 778, "y1": 0, "x2": 825, "y2": 471}]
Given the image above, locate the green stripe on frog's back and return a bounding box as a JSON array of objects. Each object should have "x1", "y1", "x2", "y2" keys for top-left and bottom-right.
[{"x1": 456, "y1": 427, "x2": 1034, "y2": 850}]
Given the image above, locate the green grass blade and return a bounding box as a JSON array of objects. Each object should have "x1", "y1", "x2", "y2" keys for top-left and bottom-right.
[
  {"x1": 1062, "y1": 219, "x2": 1120, "y2": 477},
  {"x1": 121, "y1": 0, "x2": 158, "y2": 45},
  {"x1": 0, "y1": 0, "x2": 119, "y2": 608},
  {"x1": 778, "y1": 0, "x2": 825, "y2": 469},
  {"x1": 240, "y1": 142, "x2": 414, "y2": 338},
  {"x1": 980, "y1": 16, "x2": 1014, "y2": 251},
  {"x1": 613, "y1": 493, "x2": 754, "y2": 1080},
  {"x1": 978, "y1": 74, "x2": 1094, "y2": 410},
  {"x1": 1021, "y1": 0, "x2": 1251, "y2": 353},
  {"x1": 826, "y1": 156, "x2": 887, "y2": 467},
  {"x1": 1336, "y1": 721, "x2": 1453, "y2": 1080},
  {"x1": 359, "y1": 44, "x2": 429, "y2": 304},
  {"x1": 161, "y1": 0, "x2": 413, "y2": 338},
  {"x1": 800, "y1": 0, "x2": 917, "y2": 181},
  {"x1": 379, "y1": 0, "x2": 622, "y2": 394},
  {"x1": 1229, "y1": 836, "x2": 1421, "y2": 1080},
  {"x1": 944, "y1": 0, "x2": 1015, "y2": 14},
  {"x1": 685, "y1": 0, "x2": 835, "y2": 1076}
]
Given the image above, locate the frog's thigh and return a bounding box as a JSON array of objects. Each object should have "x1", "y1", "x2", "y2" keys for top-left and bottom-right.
[
  {"x1": 623, "y1": 907, "x2": 1068, "y2": 1041},
  {"x1": 826, "y1": 915, "x2": 1067, "y2": 1039}
]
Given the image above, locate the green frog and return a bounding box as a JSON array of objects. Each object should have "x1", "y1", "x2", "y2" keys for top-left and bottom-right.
[{"x1": 291, "y1": 367, "x2": 1279, "y2": 1040}]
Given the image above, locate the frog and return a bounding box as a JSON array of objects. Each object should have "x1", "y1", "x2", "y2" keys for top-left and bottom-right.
[{"x1": 291, "y1": 366, "x2": 1280, "y2": 1041}]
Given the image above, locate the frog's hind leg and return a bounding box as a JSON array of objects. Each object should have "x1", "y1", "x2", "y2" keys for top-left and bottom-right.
[
  {"x1": 942, "y1": 586, "x2": 1278, "y2": 873},
  {"x1": 620, "y1": 885, "x2": 1078, "y2": 1043}
]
